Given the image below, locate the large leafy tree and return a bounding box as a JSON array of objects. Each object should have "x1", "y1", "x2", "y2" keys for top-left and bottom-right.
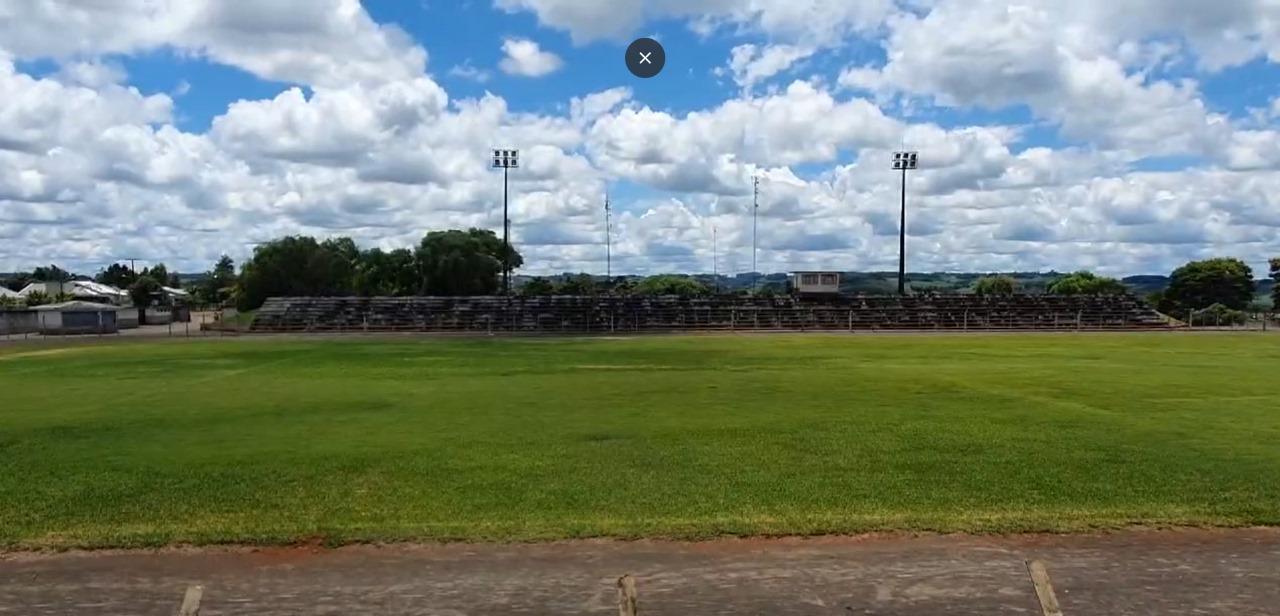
[
  {"x1": 129, "y1": 275, "x2": 162, "y2": 308},
  {"x1": 973, "y1": 275, "x2": 1018, "y2": 296},
  {"x1": 196, "y1": 255, "x2": 237, "y2": 305},
  {"x1": 96, "y1": 263, "x2": 137, "y2": 289},
  {"x1": 415, "y1": 229, "x2": 522, "y2": 296},
  {"x1": 354, "y1": 247, "x2": 418, "y2": 296},
  {"x1": 32, "y1": 264, "x2": 73, "y2": 282},
  {"x1": 1161, "y1": 258, "x2": 1255, "y2": 315},
  {"x1": 1047, "y1": 271, "x2": 1127, "y2": 295},
  {"x1": 237, "y1": 236, "x2": 357, "y2": 310},
  {"x1": 141, "y1": 263, "x2": 180, "y2": 288}
]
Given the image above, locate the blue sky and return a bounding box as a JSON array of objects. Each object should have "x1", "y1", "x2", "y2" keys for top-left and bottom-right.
[{"x1": 0, "y1": 0, "x2": 1277, "y2": 277}]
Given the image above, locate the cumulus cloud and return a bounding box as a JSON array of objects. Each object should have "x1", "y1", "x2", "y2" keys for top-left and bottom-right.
[
  {"x1": 494, "y1": 0, "x2": 897, "y2": 44},
  {"x1": 498, "y1": 38, "x2": 564, "y2": 77},
  {"x1": 726, "y1": 44, "x2": 816, "y2": 91},
  {"x1": 0, "y1": 0, "x2": 426, "y2": 87}
]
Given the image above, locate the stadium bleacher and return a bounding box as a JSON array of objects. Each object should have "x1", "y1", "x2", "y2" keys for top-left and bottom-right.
[{"x1": 250, "y1": 294, "x2": 1173, "y2": 333}]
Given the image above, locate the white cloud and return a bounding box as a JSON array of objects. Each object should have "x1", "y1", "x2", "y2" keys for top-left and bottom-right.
[
  {"x1": 845, "y1": 0, "x2": 1273, "y2": 164},
  {"x1": 448, "y1": 62, "x2": 492, "y2": 83},
  {"x1": 494, "y1": 0, "x2": 897, "y2": 44},
  {"x1": 587, "y1": 81, "x2": 901, "y2": 194},
  {"x1": 0, "y1": 0, "x2": 426, "y2": 87},
  {"x1": 727, "y1": 44, "x2": 815, "y2": 91},
  {"x1": 498, "y1": 38, "x2": 564, "y2": 78}
]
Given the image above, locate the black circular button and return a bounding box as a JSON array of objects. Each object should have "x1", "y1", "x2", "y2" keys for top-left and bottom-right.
[{"x1": 625, "y1": 38, "x2": 666, "y2": 79}]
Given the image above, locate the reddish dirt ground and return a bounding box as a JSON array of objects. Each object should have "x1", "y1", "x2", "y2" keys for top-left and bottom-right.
[{"x1": 3, "y1": 528, "x2": 1278, "y2": 615}]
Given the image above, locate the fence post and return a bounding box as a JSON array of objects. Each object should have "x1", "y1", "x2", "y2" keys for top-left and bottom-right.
[
  {"x1": 1076, "y1": 310, "x2": 1082, "y2": 332},
  {"x1": 963, "y1": 309, "x2": 968, "y2": 332}
]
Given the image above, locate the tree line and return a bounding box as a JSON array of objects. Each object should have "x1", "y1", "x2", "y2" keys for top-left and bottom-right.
[{"x1": 3, "y1": 230, "x2": 1278, "y2": 317}]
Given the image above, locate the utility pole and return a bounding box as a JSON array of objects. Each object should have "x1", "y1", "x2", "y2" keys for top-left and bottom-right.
[
  {"x1": 492, "y1": 149, "x2": 520, "y2": 296},
  {"x1": 752, "y1": 175, "x2": 759, "y2": 294},
  {"x1": 604, "y1": 192, "x2": 612, "y2": 280},
  {"x1": 892, "y1": 151, "x2": 918, "y2": 296}
]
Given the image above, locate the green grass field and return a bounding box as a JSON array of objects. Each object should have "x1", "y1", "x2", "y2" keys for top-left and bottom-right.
[{"x1": 2, "y1": 333, "x2": 1278, "y2": 549}]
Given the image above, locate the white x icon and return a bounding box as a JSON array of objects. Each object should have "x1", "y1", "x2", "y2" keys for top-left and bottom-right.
[{"x1": 638, "y1": 52, "x2": 652, "y2": 65}]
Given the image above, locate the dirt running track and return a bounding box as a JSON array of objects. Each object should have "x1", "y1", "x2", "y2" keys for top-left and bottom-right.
[{"x1": 2, "y1": 529, "x2": 1278, "y2": 615}]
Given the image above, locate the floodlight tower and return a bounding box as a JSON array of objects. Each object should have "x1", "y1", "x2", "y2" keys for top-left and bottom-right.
[
  {"x1": 752, "y1": 175, "x2": 760, "y2": 293},
  {"x1": 712, "y1": 225, "x2": 719, "y2": 294},
  {"x1": 604, "y1": 192, "x2": 612, "y2": 279},
  {"x1": 492, "y1": 148, "x2": 520, "y2": 296},
  {"x1": 892, "y1": 151, "x2": 918, "y2": 296}
]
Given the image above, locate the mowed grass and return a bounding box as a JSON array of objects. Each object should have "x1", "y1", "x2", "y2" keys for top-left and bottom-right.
[{"x1": 1, "y1": 333, "x2": 1278, "y2": 549}]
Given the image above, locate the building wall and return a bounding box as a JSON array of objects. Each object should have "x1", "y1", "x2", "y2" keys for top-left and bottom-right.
[
  {"x1": 0, "y1": 310, "x2": 39, "y2": 334},
  {"x1": 42, "y1": 311, "x2": 118, "y2": 335}
]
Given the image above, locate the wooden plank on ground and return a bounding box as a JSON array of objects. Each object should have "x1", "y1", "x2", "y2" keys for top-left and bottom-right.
[
  {"x1": 617, "y1": 574, "x2": 638, "y2": 616},
  {"x1": 1026, "y1": 560, "x2": 1064, "y2": 616},
  {"x1": 176, "y1": 585, "x2": 203, "y2": 616}
]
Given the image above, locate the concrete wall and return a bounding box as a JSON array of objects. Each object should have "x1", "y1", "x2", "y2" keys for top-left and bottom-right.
[
  {"x1": 117, "y1": 307, "x2": 140, "y2": 329},
  {"x1": 39, "y1": 311, "x2": 118, "y2": 335},
  {"x1": 0, "y1": 310, "x2": 39, "y2": 335}
]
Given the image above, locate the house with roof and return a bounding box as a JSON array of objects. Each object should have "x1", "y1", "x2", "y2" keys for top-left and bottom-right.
[{"x1": 17, "y1": 280, "x2": 130, "y2": 305}]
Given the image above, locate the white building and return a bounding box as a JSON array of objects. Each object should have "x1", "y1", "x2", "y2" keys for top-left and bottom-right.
[
  {"x1": 32, "y1": 301, "x2": 121, "y2": 335},
  {"x1": 789, "y1": 271, "x2": 842, "y2": 295},
  {"x1": 17, "y1": 280, "x2": 130, "y2": 305}
]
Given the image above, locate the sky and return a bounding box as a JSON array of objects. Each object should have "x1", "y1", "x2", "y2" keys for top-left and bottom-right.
[{"x1": 0, "y1": 0, "x2": 1278, "y2": 278}]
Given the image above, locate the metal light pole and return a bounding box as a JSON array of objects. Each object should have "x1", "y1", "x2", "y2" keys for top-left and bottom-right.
[
  {"x1": 492, "y1": 149, "x2": 520, "y2": 296},
  {"x1": 752, "y1": 175, "x2": 759, "y2": 293},
  {"x1": 712, "y1": 225, "x2": 719, "y2": 294},
  {"x1": 892, "y1": 151, "x2": 918, "y2": 296},
  {"x1": 604, "y1": 192, "x2": 612, "y2": 280}
]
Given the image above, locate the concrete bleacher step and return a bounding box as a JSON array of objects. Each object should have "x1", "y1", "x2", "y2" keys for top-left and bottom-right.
[{"x1": 250, "y1": 294, "x2": 1172, "y2": 334}]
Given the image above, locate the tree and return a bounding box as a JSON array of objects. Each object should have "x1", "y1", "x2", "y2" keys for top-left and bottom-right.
[
  {"x1": 634, "y1": 275, "x2": 710, "y2": 297},
  {"x1": 415, "y1": 229, "x2": 522, "y2": 296},
  {"x1": 556, "y1": 273, "x2": 598, "y2": 295},
  {"x1": 1271, "y1": 258, "x2": 1279, "y2": 307},
  {"x1": 23, "y1": 291, "x2": 52, "y2": 307},
  {"x1": 973, "y1": 275, "x2": 1018, "y2": 296},
  {"x1": 196, "y1": 255, "x2": 237, "y2": 305},
  {"x1": 1, "y1": 272, "x2": 32, "y2": 292},
  {"x1": 95, "y1": 263, "x2": 137, "y2": 289},
  {"x1": 237, "y1": 236, "x2": 357, "y2": 310},
  {"x1": 142, "y1": 263, "x2": 180, "y2": 288},
  {"x1": 32, "y1": 265, "x2": 72, "y2": 282},
  {"x1": 520, "y1": 277, "x2": 556, "y2": 296},
  {"x1": 1047, "y1": 271, "x2": 1127, "y2": 295},
  {"x1": 129, "y1": 276, "x2": 162, "y2": 308},
  {"x1": 1163, "y1": 258, "x2": 1254, "y2": 316},
  {"x1": 354, "y1": 248, "x2": 417, "y2": 296},
  {"x1": 1190, "y1": 303, "x2": 1247, "y2": 326}
]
